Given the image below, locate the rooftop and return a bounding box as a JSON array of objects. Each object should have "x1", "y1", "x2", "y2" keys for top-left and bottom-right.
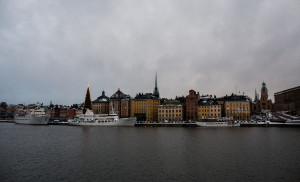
[
  {"x1": 274, "y1": 86, "x2": 300, "y2": 95},
  {"x1": 134, "y1": 93, "x2": 159, "y2": 100}
]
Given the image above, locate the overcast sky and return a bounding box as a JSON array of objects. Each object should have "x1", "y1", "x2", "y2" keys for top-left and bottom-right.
[{"x1": 1, "y1": 0, "x2": 300, "y2": 105}]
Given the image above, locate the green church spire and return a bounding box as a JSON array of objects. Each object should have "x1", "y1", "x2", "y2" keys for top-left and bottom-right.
[{"x1": 153, "y1": 72, "x2": 160, "y2": 98}]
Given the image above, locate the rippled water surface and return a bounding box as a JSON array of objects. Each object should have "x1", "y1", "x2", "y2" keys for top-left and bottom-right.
[{"x1": 0, "y1": 123, "x2": 299, "y2": 182}]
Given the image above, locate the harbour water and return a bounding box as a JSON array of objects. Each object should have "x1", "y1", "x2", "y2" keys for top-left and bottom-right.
[{"x1": 0, "y1": 123, "x2": 299, "y2": 182}]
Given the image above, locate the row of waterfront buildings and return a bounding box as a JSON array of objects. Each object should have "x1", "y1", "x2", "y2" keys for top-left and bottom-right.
[
  {"x1": 1, "y1": 74, "x2": 299, "y2": 121},
  {"x1": 77, "y1": 74, "x2": 299, "y2": 121},
  {"x1": 88, "y1": 89, "x2": 251, "y2": 121}
]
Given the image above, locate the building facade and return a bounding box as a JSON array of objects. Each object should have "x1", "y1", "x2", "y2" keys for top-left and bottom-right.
[
  {"x1": 50, "y1": 105, "x2": 75, "y2": 118},
  {"x1": 130, "y1": 93, "x2": 160, "y2": 121},
  {"x1": 198, "y1": 96, "x2": 221, "y2": 119},
  {"x1": 121, "y1": 95, "x2": 131, "y2": 118},
  {"x1": 92, "y1": 90, "x2": 109, "y2": 114},
  {"x1": 186, "y1": 90, "x2": 200, "y2": 121},
  {"x1": 158, "y1": 100, "x2": 183, "y2": 121},
  {"x1": 67, "y1": 109, "x2": 76, "y2": 118},
  {"x1": 175, "y1": 96, "x2": 186, "y2": 121},
  {"x1": 274, "y1": 86, "x2": 300, "y2": 115},
  {"x1": 221, "y1": 94, "x2": 251, "y2": 120},
  {"x1": 109, "y1": 89, "x2": 129, "y2": 117},
  {"x1": 252, "y1": 82, "x2": 273, "y2": 113}
]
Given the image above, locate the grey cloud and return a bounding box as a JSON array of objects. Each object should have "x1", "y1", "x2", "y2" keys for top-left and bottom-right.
[{"x1": 1, "y1": 0, "x2": 300, "y2": 105}]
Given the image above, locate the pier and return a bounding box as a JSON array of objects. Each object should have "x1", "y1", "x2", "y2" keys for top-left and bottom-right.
[
  {"x1": 0, "y1": 119, "x2": 14, "y2": 123},
  {"x1": 135, "y1": 122, "x2": 197, "y2": 127},
  {"x1": 240, "y1": 123, "x2": 300, "y2": 127}
]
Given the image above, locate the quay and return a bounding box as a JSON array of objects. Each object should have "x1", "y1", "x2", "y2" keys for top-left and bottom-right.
[
  {"x1": 0, "y1": 119, "x2": 14, "y2": 123},
  {"x1": 48, "y1": 118, "x2": 69, "y2": 125},
  {"x1": 135, "y1": 122, "x2": 197, "y2": 127},
  {"x1": 240, "y1": 123, "x2": 300, "y2": 127}
]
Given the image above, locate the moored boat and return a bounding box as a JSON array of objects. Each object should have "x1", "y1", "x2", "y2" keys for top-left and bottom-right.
[
  {"x1": 68, "y1": 109, "x2": 136, "y2": 126},
  {"x1": 14, "y1": 109, "x2": 49, "y2": 125}
]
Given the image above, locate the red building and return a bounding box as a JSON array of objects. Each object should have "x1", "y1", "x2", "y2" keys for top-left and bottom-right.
[
  {"x1": 186, "y1": 90, "x2": 200, "y2": 121},
  {"x1": 67, "y1": 109, "x2": 76, "y2": 118}
]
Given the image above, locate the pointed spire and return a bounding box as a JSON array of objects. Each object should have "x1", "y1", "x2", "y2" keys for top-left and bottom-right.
[
  {"x1": 254, "y1": 89, "x2": 258, "y2": 101},
  {"x1": 155, "y1": 71, "x2": 157, "y2": 88},
  {"x1": 83, "y1": 83, "x2": 93, "y2": 114},
  {"x1": 153, "y1": 71, "x2": 160, "y2": 98}
]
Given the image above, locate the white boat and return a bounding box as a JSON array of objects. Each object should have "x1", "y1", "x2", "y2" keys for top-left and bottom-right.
[
  {"x1": 68, "y1": 109, "x2": 136, "y2": 126},
  {"x1": 14, "y1": 109, "x2": 49, "y2": 125},
  {"x1": 196, "y1": 118, "x2": 238, "y2": 127}
]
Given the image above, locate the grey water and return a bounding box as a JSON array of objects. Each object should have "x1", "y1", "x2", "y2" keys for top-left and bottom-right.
[{"x1": 0, "y1": 123, "x2": 299, "y2": 182}]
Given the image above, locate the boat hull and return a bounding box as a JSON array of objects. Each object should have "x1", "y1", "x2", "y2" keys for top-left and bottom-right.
[
  {"x1": 68, "y1": 117, "x2": 136, "y2": 126},
  {"x1": 15, "y1": 116, "x2": 49, "y2": 125}
]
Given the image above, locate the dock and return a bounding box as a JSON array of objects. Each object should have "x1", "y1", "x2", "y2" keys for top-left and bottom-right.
[
  {"x1": 135, "y1": 122, "x2": 197, "y2": 127},
  {"x1": 240, "y1": 123, "x2": 300, "y2": 127},
  {"x1": 0, "y1": 119, "x2": 15, "y2": 123}
]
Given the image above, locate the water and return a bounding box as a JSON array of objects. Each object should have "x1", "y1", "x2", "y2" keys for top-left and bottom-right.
[{"x1": 0, "y1": 123, "x2": 299, "y2": 182}]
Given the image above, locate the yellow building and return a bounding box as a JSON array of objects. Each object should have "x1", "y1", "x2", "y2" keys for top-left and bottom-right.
[
  {"x1": 198, "y1": 104, "x2": 221, "y2": 119},
  {"x1": 221, "y1": 94, "x2": 251, "y2": 120},
  {"x1": 130, "y1": 93, "x2": 160, "y2": 121},
  {"x1": 158, "y1": 100, "x2": 183, "y2": 121}
]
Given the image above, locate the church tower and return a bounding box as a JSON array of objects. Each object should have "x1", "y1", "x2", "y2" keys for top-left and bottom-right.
[
  {"x1": 261, "y1": 81, "x2": 268, "y2": 101},
  {"x1": 83, "y1": 83, "x2": 93, "y2": 114},
  {"x1": 260, "y1": 81, "x2": 271, "y2": 110},
  {"x1": 153, "y1": 72, "x2": 160, "y2": 98}
]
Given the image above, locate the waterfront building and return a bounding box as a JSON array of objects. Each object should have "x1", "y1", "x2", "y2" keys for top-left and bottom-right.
[
  {"x1": 220, "y1": 94, "x2": 251, "y2": 120},
  {"x1": 92, "y1": 90, "x2": 109, "y2": 114},
  {"x1": 198, "y1": 95, "x2": 221, "y2": 119},
  {"x1": 121, "y1": 95, "x2": 131, "y2": 118},
  {"x1": 274, "y1": 86, "x2": 300, "y2": 115},
  {"x1": 50, "y1": 105, "x2": 75, "y2": 118},
  {"x1": 83, "y1": 83, "x2": 92, "y2": 114},
  {"x1": 158, "y1": 100, "x2": 183, "y2": 121},
  {"x1": 109, "y1": 88, "x2": 129, "y2": 117},
  {"x1": 67, "y1": 109, "x2": 76, "y2": 118},
  {"x1": 130, "y1": 93, "x2": 160, "y2": 121},
  {"x1": 252, "y1": 82, "x2": 273, "y2": 113},
  {"x1": 50, "y1": 105, "x2": 60, "y2": 118},
  {"x1": 60, "y1": 107, "x2": 68, "y2": 118},
  {"x1": 186, "y1": 90, "x2": 200, "y2": 121},
  {"x1": 175, "y1": 96, "x2": 186, "y2": 121}
]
